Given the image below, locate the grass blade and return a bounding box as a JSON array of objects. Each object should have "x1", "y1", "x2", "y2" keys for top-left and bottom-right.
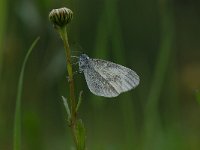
[
  {"x1": 13, "y1": 37, "x2": 40, "y2": 150},
  {"x1": 196, "y1": 90, "x2": 200, "y2": 105}
]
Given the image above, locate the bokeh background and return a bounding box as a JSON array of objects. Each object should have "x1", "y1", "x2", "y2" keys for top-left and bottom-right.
[{"x1": 1, "y1": 0, "x2": 200, "y2": 149}]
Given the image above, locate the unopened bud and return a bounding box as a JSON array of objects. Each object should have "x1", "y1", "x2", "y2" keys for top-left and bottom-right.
[{"x1": 49, "y1": 7, "x2": 73, "y2": 29}]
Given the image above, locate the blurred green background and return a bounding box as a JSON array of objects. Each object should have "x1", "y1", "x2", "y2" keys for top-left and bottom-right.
[{"x1": 1, "y1": 0, "x2": 200, "y2": 149}]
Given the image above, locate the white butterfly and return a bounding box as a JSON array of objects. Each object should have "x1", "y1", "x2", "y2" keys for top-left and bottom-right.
[{"x1": 79, "y1": 54, "x2": 140, "y2": 97}]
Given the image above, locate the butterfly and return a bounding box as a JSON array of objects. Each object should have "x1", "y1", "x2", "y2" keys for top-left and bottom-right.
[{"x1": 78, "y1": 54, "x2": 140, "y2": 98}]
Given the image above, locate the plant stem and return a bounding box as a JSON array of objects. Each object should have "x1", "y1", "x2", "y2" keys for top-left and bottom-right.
[
  {"x1": 58, "y1": 26, "x2": 80, "y2": 148},
  {"x1": 59, "y1": 27, "x2": 76, "y2": 120}
]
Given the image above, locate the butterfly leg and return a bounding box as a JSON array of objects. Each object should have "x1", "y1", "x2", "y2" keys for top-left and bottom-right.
[
  {"x1": 71, "y1": 56, "x2": 79, "y2": 66},
  {"x1": 71, "y1": 55, "x2": 79, "y2": 59},
  {"x1": 71, "y1": 61, "x2": 79, "y2": 66}
]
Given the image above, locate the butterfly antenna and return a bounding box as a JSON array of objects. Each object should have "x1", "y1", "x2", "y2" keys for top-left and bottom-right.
[{"x1": 71, "y1": 50, "x2": 82, "y2": 54}]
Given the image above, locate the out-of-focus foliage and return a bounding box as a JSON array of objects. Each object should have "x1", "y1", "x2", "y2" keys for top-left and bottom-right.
[{"x1": 0, "y1": 0, "x2": 200, "y2": 150}]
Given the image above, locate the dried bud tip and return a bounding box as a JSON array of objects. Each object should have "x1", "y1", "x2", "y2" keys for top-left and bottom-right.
[{"x1": 49, "y1": 7, "x2": 73, "y2": 29}]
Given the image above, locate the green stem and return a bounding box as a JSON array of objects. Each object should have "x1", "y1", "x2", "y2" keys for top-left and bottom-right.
[
  {"x1": 59, "y1": 27, "x2": 76, "y2": 121},
  {"x1": 58, "y1": 27, "x2": 86, "y2": 150}
]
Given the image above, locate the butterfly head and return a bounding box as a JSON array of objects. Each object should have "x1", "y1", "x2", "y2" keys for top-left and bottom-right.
[{"x1": 79, "y1": 54, "x2": 90, "y2": 72}]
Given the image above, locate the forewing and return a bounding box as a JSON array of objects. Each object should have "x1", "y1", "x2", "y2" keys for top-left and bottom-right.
[
  {"x1": 83, "y1": 67, "x2": 120, "y2": 97},
  {"x1": 90, "y1": 59, "x2": 140, "y2": 95}
]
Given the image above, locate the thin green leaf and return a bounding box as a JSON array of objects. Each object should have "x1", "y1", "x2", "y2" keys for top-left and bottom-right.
[
  {"x1": 76, "y1": 91, "x2": 83, "y2": 112},
  {"x1": 61, "y1": 96, "x2": 71, "y2": 120},
  {"x1": 13, "y1": 37, "x2": 40, "y2": 150}
]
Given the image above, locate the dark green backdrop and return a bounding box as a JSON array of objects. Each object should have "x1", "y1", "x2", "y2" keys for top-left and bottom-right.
[{"x1": 0, "y1": 0, "x2": 200, "y2": 149}]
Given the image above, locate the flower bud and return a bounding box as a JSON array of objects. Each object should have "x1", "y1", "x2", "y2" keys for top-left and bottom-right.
[{"x1": 49, "y1": 7, "x2": 73, "y2": 29}]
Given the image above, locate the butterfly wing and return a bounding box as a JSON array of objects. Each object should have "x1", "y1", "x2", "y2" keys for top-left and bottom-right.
[
  {"x1": 83, "y1": 58, "x2": 139, "y2": 97},
  {"x1": 92, "y1": 59, "x2": 139, "y2": 95},
  {"x1": 83, "y1": 66, "x2": 120, "y2": 97}
]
